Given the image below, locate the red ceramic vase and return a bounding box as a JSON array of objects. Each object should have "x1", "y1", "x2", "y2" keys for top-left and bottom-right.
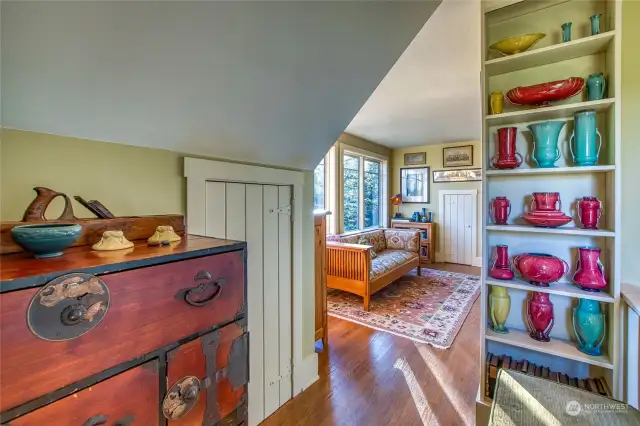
[
  {"x1": 527, "y1": 292, "x2": 554, "y2": 342},
  {"x1": 577, "y1": 197, "x2": 603, "y2": 229},
  {"x1": 513, "y1": 253, "x2": 569, "y2": 287},
  {"x1": 490, "y1": 197, "x2": 511, "y2": 225},
  {"x1": 531, "y1": 192, "x2": 561, "y2": 212},
  {"x1": 572, "y1": 247, "x2": 607, "y2": 292},
  {"x1": 491, "y1": 127, "x2": 523, "y2": 169},
  {"x1": 489, "y1": 245, "x2": 515, "y2": 280}
]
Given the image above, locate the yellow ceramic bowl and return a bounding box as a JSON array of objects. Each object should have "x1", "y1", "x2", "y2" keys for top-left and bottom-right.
[{"x1": 489, "y1": 33, "x2": 546, "y2": 56}]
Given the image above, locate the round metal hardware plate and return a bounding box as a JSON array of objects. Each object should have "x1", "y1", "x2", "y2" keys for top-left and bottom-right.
[
  {"x1": 162, "y1": 376, "x2": 201, "y2": 420},
  {"x1": 27, "y1": 273, "x2": 110, "y2": 341}
]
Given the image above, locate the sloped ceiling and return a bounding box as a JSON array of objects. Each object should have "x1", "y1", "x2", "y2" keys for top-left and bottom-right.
[
  {"x1": 1, "y1": 0, "x2": 441, "y2": 170},
  {"x1": 345, "y1": 0, "x2": 481, "y2": 148}
]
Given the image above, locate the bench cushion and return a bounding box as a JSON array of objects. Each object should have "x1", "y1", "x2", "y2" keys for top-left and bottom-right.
[{"x1": 370, "y1": 250, "x2": 418, "y2": 280}]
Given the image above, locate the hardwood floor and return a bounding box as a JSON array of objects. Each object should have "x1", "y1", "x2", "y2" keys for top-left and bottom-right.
[{"x1": 262, "y1": 263, "x2": 481, "y2": 426}]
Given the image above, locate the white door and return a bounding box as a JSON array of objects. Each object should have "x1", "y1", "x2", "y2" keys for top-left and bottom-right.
[
  {"x1": 204, "y1": 181, "x2": 293, "y2": 424},
  {"x1": 441, "y1": 192, "x2": 475, "y2": 265}
]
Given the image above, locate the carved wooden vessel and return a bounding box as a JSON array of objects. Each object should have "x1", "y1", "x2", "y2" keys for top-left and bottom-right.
[{"x1": 0, "y1": 235, "x2": 248, "y2": 425}]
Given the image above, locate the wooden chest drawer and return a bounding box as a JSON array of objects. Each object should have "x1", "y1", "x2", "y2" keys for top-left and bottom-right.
[
  {"x1": 0, "y1": 251, "x2": 245, "y2": 412},
  {"x1": 164, "y1": 322, "x2": 248, "y2": 425},
  {"x1": 8, "y1": 360, "x2": 159, "y2": 425}
]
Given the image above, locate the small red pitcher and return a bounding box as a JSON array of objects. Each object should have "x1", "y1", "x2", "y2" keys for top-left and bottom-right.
[
  {"x1": 527, "y1": 292, "x2": 554, "y2": 342},
  {"x1": 491, "y1": 127, "x2": 523, "y2": 169},
  {"x1": 577, "y1": 197, "x2": 602, "y2": 229},
  {"x1": 490, "y1": 197, "x2": 511, "y2": 225},
  {"x1": 531, "y1": 192, "x2": 561, "y2": 211}
]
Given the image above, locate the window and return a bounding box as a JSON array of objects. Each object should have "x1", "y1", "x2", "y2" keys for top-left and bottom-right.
[
  {"x1": 313, "y1": 158, "x2": 325, "y2": 210},
  {"x1": 343, "y1": 154, "x2": 360, "y2": 231},
  {"x1": 343, "y1": 153, "x2": 382, "y2": 232},
  {"x1": 364, "y1": 159, "x2": 380, "y2": 228}
]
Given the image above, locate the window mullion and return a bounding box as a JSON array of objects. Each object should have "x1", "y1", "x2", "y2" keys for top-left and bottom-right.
[{"x1": 359, "y1": 156, "x2": 364, "y2": 231}]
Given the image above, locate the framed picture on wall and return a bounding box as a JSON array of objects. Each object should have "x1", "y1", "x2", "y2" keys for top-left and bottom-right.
[
  {"x1": 400, "y1": 167, "x2": 430, "y2": 203},
  {"x1": 404, "y1": 152, "x2": 426, "y2": 166},
  {"x1": 433, "y1": 168, "x2": 482, "y2": 183},
  {"x1": 443, "y1": 145, "x2": 473, "y2": 167}
]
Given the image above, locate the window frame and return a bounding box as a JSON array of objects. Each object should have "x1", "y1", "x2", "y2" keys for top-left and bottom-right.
[{"x1": 339, "y1": 145, "x2": 388, "y2": 234}]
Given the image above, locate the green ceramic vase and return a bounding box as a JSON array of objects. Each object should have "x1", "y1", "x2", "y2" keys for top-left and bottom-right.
[{"x1": 490, "y1": 286, "x2": 511, "y2": 334}]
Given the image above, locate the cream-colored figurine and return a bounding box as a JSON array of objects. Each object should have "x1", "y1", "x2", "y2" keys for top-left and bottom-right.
[
  {"x1": 148, "y1": 226, "x2": 181, "y2": 245},
  {"x1": 92, "y1": 230, "x2": 134, "y2": 251}
]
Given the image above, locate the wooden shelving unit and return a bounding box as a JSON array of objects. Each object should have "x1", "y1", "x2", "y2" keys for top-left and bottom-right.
[
  {"x1": 390, "y1": 220, "x2": 435, "y2": 264},
  {"x1": 478, "y1": 0, "x2": 622, "y2": 412}
]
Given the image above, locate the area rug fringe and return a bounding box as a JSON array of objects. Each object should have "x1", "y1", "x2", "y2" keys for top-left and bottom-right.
[{"x1": 327, "y1": 311, "x2": 450, "y2": 349}]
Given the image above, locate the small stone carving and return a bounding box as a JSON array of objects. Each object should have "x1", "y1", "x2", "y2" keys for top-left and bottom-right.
[
  {"x1": 148, "y1": 226, "x2": 181, "y2": 245},
  {"x1": 92, "y1": 230, "x2": 134, "y2": 251}
]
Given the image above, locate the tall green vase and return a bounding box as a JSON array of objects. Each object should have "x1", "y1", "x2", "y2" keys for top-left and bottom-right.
[{"x1": 490, "y1": 286, "x2": 511, "y2": 334}]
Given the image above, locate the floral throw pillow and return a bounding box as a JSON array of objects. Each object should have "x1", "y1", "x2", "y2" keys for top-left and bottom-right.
[{"x1": 358, "y1": 236, "x2": 377, "y2": 259}]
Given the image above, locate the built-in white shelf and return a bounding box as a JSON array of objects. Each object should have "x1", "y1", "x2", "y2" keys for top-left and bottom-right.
[
  {"x1": 485, "y1": 328, "x2": 613, "y2": 369},
  {"x1": 486, "y1": 165, "x2": 615, "y2": 176},
  {"x1": 485, "y1": 277, "x2": 615, "y2": 303},
  {"x1": 486, "y1": 32, "x2": 615, "y2": 76},
  {"x1": 485, "y1": 98, "x2": 615, "y2": 127},
  {"x1": 486, "y1": 224, "x2": 615, "y2": 237}
]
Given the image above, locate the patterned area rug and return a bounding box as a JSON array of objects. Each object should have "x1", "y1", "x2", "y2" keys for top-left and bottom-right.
[{"x1": 327, "y1": 268, "x2": 480, "y2": 349}]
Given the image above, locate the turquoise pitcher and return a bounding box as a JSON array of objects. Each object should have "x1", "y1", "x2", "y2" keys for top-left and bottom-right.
[
  {"x1": 572, "y1": 299, "x2": 605, "y2": 356},
  {"x1": 528, "y1": 121, "x2": 565, "y2": 168},
  {"x1": 570, "y1": 111, "x2": 602, "y2": 166}
]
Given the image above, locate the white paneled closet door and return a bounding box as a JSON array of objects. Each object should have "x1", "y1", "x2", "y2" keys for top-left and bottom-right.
[
  {"x1": 443, "y1": 193, "x2": 473, "y2": 266},
  {"x1": 204, "y1": 181, "x2": 293, "y2": 425}
]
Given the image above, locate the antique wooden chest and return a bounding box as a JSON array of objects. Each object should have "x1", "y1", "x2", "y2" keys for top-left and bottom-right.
[{"x1": 0, "y1": 235, "x2": 248, "y2": 425}]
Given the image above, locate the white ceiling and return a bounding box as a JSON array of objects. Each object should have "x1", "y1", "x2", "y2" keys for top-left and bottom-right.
[
  {"x1": 1, "y1": 0, "x2": 441, "y2": 170},
  {"x1": 345, "y1": 0, "x2": 482, "y2": 148}
]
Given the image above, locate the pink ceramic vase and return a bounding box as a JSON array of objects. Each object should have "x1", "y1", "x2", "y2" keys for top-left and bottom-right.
[
  {"x1": 572, "y1": 247, "x2": 607, "y2": 292},
  {"x1": 527, "y1": 292, "x2": 554, "y2": 342},
  {"x1": 490, "y1": 197, "x2": 511, "y2": 225},
  {"x1": 513, "y1": 253, "x2": 569, "y2": 287},
  {"x1": 577, "y1": 197, "x2": 603, "y2": 229},
  {"x1": 489, "y1": 245, "x2": 515, "y2": 280}
]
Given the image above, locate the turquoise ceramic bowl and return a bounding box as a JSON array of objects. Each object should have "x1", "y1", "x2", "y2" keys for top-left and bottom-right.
[{"x1": 11, "y1": 224, "x2": 82, "y2": 258}]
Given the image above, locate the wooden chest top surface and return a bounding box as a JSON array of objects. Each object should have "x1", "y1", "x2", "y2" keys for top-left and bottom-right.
[{"x1": 0, "y1": 235, "x2": 245, "y2": 292}]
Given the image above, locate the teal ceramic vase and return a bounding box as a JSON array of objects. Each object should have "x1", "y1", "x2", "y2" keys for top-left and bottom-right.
[
  {"x1": 590, "y1": 14, "x2": 602, "y2": 35},
  {"x1": 570, "y1": 111, "x2": 602, "y2": 166},
  {"x1": 528, "y1": 121, "x2": 565, "y2": 168},
  {"x1": 572, "y1": 299, "x2": 605, "y2": 356},
  {"x1": 587, "y1": 73, "x2": 606, "y2": 101},
  {"x1": 562, "y1": 22, "x2": 572, "y2": 42}
]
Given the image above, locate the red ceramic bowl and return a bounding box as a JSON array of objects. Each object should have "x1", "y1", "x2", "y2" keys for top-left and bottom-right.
[
  {"x1": 506, "y1": 77, "x2": 585, "y2": 106},
  {"x1": 522, "y1": 212, "x2": 572, "y2": 228},
  {"x1": 513, "y1": 253, "x2": 569, "y2": 286}
]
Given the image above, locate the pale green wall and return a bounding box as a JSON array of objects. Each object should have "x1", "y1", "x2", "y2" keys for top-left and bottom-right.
[
  {"x1": 621, "y1": 0, "x2": 640, "y2": 284},
  {"x1": 1, "y1": 129, "x2": 185, "y2": 220},
  {"x1": 0, "y1": 129, "x2": 317, "y2": 359},
  {"x1": 391, "y1": 141, "x2": 483, "y2": 257}
]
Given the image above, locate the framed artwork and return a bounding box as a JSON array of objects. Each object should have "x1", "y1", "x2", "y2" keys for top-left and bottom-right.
[
  {"x1": 433, "y1": 168, "x2": 482, "y2": 183},
  {"x1": 404, "y1": 152, "x2": 426, "y2": 166},
  {"x1": 443, "y1": 145, "x2": 473, "y2": 167},
  {"x1": 400, "y1": 167, "x2": 430, "y2": 203}
]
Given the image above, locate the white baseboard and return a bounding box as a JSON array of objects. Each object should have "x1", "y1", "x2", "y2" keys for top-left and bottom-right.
[{"x1": 293, "y1": 353, "x2": 319, "y2": 397}]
